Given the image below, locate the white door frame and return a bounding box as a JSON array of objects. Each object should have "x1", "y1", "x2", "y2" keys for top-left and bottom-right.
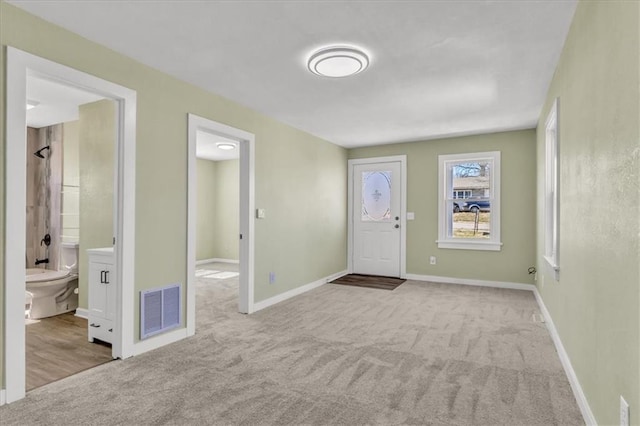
[
  {"x1": 187, "y1": 114, "x2": 255, "y2": 329},
  {"x1": 347, "y1": 156, "x2": 407, "y2": 278},
  {"x1": 4, "y1": 47, "x2": 137, "y2": 403}
]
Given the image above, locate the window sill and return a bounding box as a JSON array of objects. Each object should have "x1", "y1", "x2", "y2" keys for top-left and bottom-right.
[{"x1": 437, "y1": 240, "x2": 502, "y2": 251}]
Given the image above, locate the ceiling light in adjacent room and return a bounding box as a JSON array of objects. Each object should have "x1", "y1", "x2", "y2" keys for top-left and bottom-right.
[
  {"x1": 307, "y1": 46, "x2": 370, "y2": 78},
  {"x1": 26, "y1": 100, "x2": 40, "y2": 110},
  {"x1": 216, "y1": 142, "x2": 236, "y2": 150}
]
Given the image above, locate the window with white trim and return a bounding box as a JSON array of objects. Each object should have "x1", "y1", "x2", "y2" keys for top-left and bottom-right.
[
  {"x1": 438, "y1": 151, "x2": 501, "y2": 251},
  {"x1": 544, "y1": 99, "x2": 560, "y2": 275}
]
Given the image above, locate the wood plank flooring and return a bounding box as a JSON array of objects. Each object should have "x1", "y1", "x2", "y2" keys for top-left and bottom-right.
[
  {"x1": 330, "y1": 274, "x2": 406, "y2": 290},
  {"x1": 26, "y1": 312, "x2": 113, "y2": 391}
]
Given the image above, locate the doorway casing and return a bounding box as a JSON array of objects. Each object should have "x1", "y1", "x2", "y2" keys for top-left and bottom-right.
[
  {"x1": 4, "y1": 47, "x2": 137, "y2": 403},
  {"x1": 347, "y1": 156, "x2": 407, "y2": 277},
  {"x1": 186, "y1": 114, "x2": 255, "y2": 327}
]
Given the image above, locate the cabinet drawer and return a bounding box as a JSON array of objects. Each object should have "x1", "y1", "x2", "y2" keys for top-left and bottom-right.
[{"x1": 88, "y1": 316, "x2": 114, "y2": 344}]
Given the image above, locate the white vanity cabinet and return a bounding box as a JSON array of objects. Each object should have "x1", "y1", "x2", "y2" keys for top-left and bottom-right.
[{"x1": 87, "y1": 247, "x2": 115, "y2": 344}]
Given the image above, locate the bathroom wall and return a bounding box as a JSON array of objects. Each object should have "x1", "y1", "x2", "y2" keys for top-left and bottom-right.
[
  {"x1": 25, "y1": 124, "x2": 63, "y2": 271},
  {"x1": 78, "y1": 99, "x2": 115, "y2": 309},
  {"x1": 61, "y1": 120, "x2": 80, "y2": 243}
]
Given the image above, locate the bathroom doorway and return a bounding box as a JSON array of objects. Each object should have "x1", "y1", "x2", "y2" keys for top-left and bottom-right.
[
  {"x1": 23, "y1": 76, "x2": 116, "y2": 391},
  {"x1": 5, "y1": 48, "x2": 137, "y2": 403},
  {"x1": 186, "y1": 114, "x2": 255, "y2": 337}
]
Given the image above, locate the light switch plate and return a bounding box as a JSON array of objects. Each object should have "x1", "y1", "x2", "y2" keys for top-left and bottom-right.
[
  {"x1": 407, "y1": 212, "x2": 415, "y2": 220},
  {"x1": 256, "y1": 208, "x2": 266, "y2": 219}
]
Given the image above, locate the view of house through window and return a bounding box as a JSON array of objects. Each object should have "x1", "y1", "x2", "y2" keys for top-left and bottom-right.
[{"x1": 451, "y1": 162, "x2": 492, "y2": 238}]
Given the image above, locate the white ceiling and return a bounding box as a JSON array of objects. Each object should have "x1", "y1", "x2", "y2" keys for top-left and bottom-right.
[
  {"x1": 11, "y1": 1, "x2": 577, "y2": 148},
  {"x1": 196, "y1": 130, "x2": 240, "y2": 162},
  {"x1": 26, "y1": 76, "x2": 104, "y2": 128},
  {"x1": 26, "y1": 76, "x2": 222, "y2": 159}
]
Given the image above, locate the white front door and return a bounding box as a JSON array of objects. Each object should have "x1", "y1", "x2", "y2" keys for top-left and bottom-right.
[{"x1": 352, "y1": 161, "x2": 402, "y2": 277}]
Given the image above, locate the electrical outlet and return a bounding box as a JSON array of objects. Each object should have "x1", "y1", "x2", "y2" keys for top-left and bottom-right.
[
  {"x1": 269, "y1": 272, "x2": 275, "y2": 284},
  {"x1": 430, "y1": 256, "x2": 436, "y2": 265},
  {"x1": 620, "y1": 396, "x2": 629, "y2": 426}
]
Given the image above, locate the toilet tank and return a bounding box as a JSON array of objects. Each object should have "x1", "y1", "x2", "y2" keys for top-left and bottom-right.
[{"x1": 60, "y1": 242, "x2": 79, "y2": 273}]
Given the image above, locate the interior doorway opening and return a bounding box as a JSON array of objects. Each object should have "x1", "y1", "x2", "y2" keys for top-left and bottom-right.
[
  {"x1": 186, "y1": 114, "x2": 255, "y2": 336},
  {"x1": 24, "y1": 76, "x2": 116, "y2": 391},
  {"x1": 5, "y1": 47, "x2": 137, "y2": 403}
]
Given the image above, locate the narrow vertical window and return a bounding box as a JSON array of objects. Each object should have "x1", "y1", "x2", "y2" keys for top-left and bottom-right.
[
  {"x1": 438, "y1": 151, "x2": 501, "y2": 251},
  {"x1": 544, "y1": 99, "x2": 560, "y2": 275}
]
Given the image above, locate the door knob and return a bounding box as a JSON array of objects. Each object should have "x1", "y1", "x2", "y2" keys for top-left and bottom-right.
[
  {"x1": 394, "y1": 224, "x2": 400, "y2": 229},
  {"x1": 395, "y1": 216, "x2": 399, "y2": 220}
]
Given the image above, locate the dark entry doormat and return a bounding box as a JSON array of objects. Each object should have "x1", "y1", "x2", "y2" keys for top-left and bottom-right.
[{"x1": 330, "y1": 274, "x2": 406, "y2": 291}]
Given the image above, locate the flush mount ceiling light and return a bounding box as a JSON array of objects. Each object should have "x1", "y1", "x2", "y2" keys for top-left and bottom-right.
[
  {"x1": 26, "y1": 100, "x2": 40, "y2": 110},
  {"x1": 307, "y1": 46, "x2": 370, "y2": 78},
  {"x1": 216, "y1": 142, "x2": 236, "y2": 150}
]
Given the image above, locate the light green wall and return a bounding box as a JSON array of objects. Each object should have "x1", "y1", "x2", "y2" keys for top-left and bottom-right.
[
  {"x1": 349, "y1": 129, "x2": 536, "y2": 284},
  {"x1": 196, "y1": 159, "x2": 217, "y2": 261},
  {"x1": 254, "y1": 128, "x2": 347, "y2": 302},
  {"x1": 535, "y1": 1, "x2": 640, "y2": 424},
  {"x1": 195, "y1": 158, "x2": 240, "y2": 262},
  {"x1": 78, "y1": 100, "x2": 115, "y2": 309},
  {"x1": 0, "y1": 1, "x2": 348, "y2": 387},
  {"x1": 213, "y1": 160, "x2": 239, "y2": 260}
]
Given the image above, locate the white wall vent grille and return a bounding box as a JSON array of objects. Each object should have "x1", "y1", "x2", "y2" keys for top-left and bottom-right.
[{"x1": 140, "y1": 283, "x2": 181, "y2": 339}]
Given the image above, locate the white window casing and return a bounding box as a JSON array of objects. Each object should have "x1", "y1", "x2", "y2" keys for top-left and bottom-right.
[
  {"x1": 437, "y1": 151, "x2": 502, "y2": 251},
  {"x1": 544, "y1": 98, "x2": 560, "y2": 277}
]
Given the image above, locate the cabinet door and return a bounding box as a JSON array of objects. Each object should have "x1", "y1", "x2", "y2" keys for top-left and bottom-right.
[
  {"x1": 104, "y1": 263, "x2": 116, "y2": 321},
  {"x1": 89, "y1": 261, "x2": 109, "y2": 318}
]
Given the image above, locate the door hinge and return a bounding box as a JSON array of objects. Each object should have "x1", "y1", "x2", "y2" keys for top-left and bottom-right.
[{"x1": 239, "y1": 234, "x2": 243, "y2": 240}]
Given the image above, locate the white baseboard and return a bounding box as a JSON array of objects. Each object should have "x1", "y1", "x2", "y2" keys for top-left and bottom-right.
[
  {"x1": 0, "y1": 389, "x2": 6, "y2": 406},
  {"x1": 533, "y1": 289, "x2": 596, "y2": 426},
  {"x1": 74, "y1": 308, "x2": 89, "y2": 319},
  {"x1": 196, "y1": 258, "x2": 239, "y2": 265},
  {"x1": 405, "y1": 273, "x2": 534, "y2": 291},
  {"x1": 132, "y1": 327, "x2": 188, "y2": 356},
  {"x1": 252, "y1": 269, "x2": 348, "y2": 313}
]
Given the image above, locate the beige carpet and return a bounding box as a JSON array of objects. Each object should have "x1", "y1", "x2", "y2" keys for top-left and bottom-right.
[{"x1": 1, "y1": 264, "x2": 583, "y2": 425}]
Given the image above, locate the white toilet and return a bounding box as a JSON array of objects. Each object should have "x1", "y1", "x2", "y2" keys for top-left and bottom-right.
[{"x1": 26, "y1": 242, "x2": 79, "y2": 319}]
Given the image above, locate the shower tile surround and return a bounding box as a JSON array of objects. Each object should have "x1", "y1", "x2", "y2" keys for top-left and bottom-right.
[{"x1": 26, "y1": 124, "x2": 63, "y2": 270}]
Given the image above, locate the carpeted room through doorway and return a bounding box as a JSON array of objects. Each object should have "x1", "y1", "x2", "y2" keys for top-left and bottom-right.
[{"x1": 0, "y1": 268, "x2": 582, "y2": 425}]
